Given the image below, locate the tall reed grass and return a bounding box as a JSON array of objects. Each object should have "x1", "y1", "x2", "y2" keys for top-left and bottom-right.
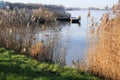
[
  {"x1": 0, "y1": 6, "x2": 70, "y2": 61},
  {"x1": 88, "y1": 9, "x2": 120, "y2": 80}
]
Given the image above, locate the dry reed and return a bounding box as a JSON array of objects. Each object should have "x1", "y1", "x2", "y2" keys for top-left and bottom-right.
[{"x1": 88, "y1": 11, "x2": 120, "y2": 80}]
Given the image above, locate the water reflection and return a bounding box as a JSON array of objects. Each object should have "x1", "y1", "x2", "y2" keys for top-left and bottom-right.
[
  {"x1": 70, "y1": 22, "x2": 81, "y2": 26},
  {"x1": 36, "y1": 22, "x2": 71, "y2": 65}
]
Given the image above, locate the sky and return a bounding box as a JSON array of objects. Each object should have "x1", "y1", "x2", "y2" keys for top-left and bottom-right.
[{"x1": 4, "y1": 0, "x2": 118, "y2": 8}]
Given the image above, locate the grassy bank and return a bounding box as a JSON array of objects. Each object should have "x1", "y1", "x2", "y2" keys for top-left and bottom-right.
[
  {"x1": 88, "y1": 12, "x2": 120, "y2": 79},
  {"x1": 0, "y1": 48, "x2": 100, "y2": 80}
]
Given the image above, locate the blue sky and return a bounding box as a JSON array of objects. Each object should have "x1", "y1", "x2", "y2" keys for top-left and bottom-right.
[{"x1": 4, "y1": 0, "x2": 118, "y2": 8}]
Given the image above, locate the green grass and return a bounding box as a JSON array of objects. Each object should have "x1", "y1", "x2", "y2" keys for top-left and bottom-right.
[{"x1": 0, "y1": 48, "x2": 101, "y2": 80}]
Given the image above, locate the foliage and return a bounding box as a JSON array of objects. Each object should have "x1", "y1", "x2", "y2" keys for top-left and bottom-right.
[{"x1": 5, "y1": 2, "x2": 65, "y2": 11}]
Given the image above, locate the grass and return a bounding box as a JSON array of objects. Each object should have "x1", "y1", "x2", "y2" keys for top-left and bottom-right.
[
  {"x1": 0, "y1": 48, "x2": 101, "y2": 80},
  {"x1": 88, "y1": 12, "x2": 120, "y2": 79}
]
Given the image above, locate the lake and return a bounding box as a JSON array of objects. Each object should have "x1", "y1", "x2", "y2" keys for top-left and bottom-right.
[
  {"x1": 36, "y1": 10, "x2": 108, "y2": 67},
  {"x1": 64, "y1": 10, "x2": 109, "y2": 67},
  {"x1": 0, "y1": 10, "x2": 109, "y2": 67}
]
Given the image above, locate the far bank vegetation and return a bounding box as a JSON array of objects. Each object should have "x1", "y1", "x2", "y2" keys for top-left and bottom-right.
[{"x1": 0, "y1": 2, "x2": 70, "y2": 25}]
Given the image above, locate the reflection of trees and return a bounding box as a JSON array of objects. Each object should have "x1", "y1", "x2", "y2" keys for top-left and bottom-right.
[{"x1": 38, "y1": 22, "x2": 70, "y2": 65}]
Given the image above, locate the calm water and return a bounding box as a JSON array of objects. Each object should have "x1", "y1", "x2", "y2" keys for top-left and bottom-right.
[
  {"x1": 37, "y1": 10, "x2": 108, "y2": 66},
  {"x1": 64, "y1": 10, "x2": 108, "y2": 66}
]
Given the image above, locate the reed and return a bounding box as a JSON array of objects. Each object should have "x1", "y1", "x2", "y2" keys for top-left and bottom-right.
[
  {"x1": 0, "y1": 6, "x2": 70, "y2": 59},
  {"x1": 88, "y1": 11, "x2": 120, "y2": 80}
]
